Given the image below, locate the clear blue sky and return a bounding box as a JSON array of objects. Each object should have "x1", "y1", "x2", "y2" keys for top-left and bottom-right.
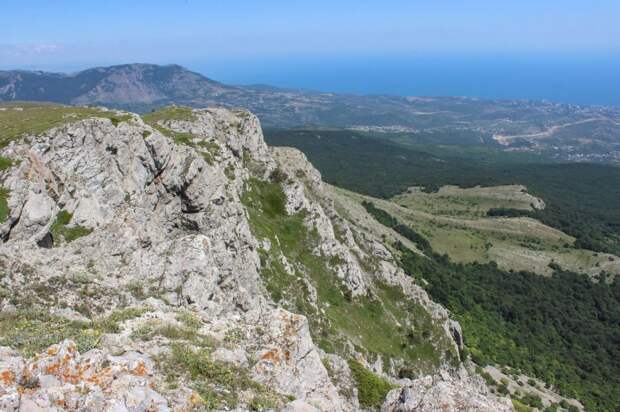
[
  {"x1": 2, "y1": 0, "x2": 619, "y2": 67},
  {"x1": 2, "y1": 1, "x2": 620, "y2": 104}
]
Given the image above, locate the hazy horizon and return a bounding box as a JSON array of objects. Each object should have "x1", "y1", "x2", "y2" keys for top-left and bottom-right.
[{"x1": 2, "y1": 0, "x2": 620, "y2": 105}]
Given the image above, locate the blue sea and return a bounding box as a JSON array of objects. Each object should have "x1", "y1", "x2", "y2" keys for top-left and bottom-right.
[{"x1": 191, "y1": 52, "x2": 620, "y2": 107}]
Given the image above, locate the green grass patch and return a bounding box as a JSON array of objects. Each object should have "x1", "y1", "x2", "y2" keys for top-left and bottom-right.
[
  {"x1": 49, "y1": 210, "x2": 92, "y2": 244},
  {"x1": 0, "y1": 102, "x2": 133, "y2": 148},
  {"x1": 348, "y1": 359, "x2": 394, "y2": 408},
  {"x1": 98, "y1": 307, "x2": 149, "y2": 333},
  {"x1": 160, "y1": 343, "x2": 278, "y2": 410},
  {"x1": 177, "y1": 311, "x2": 202, "y2": 329},
  {"x1": 0, "y1": 156, "x2": 13, "y2": 171},
  {"x1": 109, "y1": 114, "x2": 133, "y2": 126},
  {"x1": 0, "y1": 188, "x2": 9, "y2": 223},
  {"x1": 512, "y1": 399, "x2": 532, "y2": 412},
  {"x1": 141, "y1": 106, "x2": 197, "y2": 124},
  {"x1": 130, "y1": 322, "x2": 212, "y2": 346},
  {"x1": 0, "y1": 307, "x2": 147, "y2": 357}
]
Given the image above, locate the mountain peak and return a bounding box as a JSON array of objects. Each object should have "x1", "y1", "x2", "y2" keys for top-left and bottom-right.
[{"x1": 0, "y1": 63, "x2": 222, "y2": 109}]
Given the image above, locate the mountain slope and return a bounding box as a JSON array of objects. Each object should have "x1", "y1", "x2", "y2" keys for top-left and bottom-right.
[{"x1": 0, "y1": 103, "x2": 512, "y2": 411}]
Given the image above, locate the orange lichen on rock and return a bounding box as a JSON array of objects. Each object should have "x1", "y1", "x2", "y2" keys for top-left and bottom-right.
[
  {"x1": 45, "y1": 361, "x2": 60, "y2": 375},
  {"x1": 1, "y1": 369, "x2": 15, "y2": 386},
  {"x1": 131, "y1": 361, "x2": 148, "y2": 377},
  {"x1": 260, "y1": 348, "x2": 282, "y2": 366},
  {"x1": 189, "y1": 392, "x2": 204, "y2": 407}
]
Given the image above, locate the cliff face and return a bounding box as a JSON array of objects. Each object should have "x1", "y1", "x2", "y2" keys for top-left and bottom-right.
[{"x1": 0, "y1": 104, "x2": 512, "y2": 411}]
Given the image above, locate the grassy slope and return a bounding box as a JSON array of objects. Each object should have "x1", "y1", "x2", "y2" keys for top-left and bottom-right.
[
  {"x1": 241, "y1": 176, "x2": 458, "y2": 375},
  {"x1": 334, "y1": 185, "x2": 618, "y2": 279},
  {"x1": 264, "y1": 129, "x2": 620, "y2": 256}
]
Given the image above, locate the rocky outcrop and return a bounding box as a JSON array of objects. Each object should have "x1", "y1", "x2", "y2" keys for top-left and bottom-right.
[
  {"x1": 381, "y1": 374, "x2": 513, "y2": 412},
  {"x1": 0, "y1": 105, "x2": 511, "y2": 411},
  {"x1": 0, "y1": 341, "x2": 171, "y2": 412}
]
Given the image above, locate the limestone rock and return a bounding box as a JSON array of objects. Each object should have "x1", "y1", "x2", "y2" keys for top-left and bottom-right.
[
  {"x1": 0, "y1": 340, "x2": 173, "y2": 412},
  {"x1": 381, "y1": 374, "x2": 513, "y2": 412},
  {"x1": 0, "y1": 105, "x2": 511, "y2": 411}
]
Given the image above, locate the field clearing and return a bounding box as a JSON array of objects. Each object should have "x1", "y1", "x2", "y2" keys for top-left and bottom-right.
[
  {"x1": 392, "y1": 184, "x2": 544, "y2": 218},
  {"x1": 333, "y1": 184, "x2": 619, "y2": 278}
]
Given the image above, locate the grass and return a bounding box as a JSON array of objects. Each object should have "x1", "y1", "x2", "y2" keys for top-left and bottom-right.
[
  {"x1": 0, "y1": 188, "x2": 9, "y2": 223},
  {"x1": 512, "y1": 399, "x2": 532, "y2": 412},
  {"x1": 177, "y1": 311, "x2": 202, "y2": 329},
  {"x1": 391, "y1": 185, "x2": 538, "y2": 219},
  {"x1": 49, "y1": 210, "x2": 92, "y2": 244},
  {"x1": 109, "y1": 114, "x2": 133, "y2": 126},
  {"x1": 160, "y1": 343, "x2": 278, "y2": 410},
  {"x1": 141, "y1": 105, "x2": 197, "y2": 124},
  {"x1": 348, "y1": 359, "x2": 394, "y2": 408},
  {"x1": 241, "y1": 177, "x2": 457, "y2": 377},
  {"x1": 141, "y1": 106, "x2": 221, "y2": 165},
  {"x1": 0, "y1": 307, "x2": 147, "y2": 357},
  {"x1": 0, "y1": 102, "x2": 132, "y2": 148},
  {"x1": 0, "y1": 156, "x2": 13, "y2": 171},
  {"x1": 131, "y1": 322, "x2": 208, "y2": 345},
  {"x1": 346, "y1": 188, "x2": 618, "y2": 278}
]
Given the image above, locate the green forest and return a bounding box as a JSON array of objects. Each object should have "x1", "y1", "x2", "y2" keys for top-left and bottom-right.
[
  {"x1": 265, "y1": 129, "x2": 620, "y2": 255},
  {"x1": 362, "y1": 201, "x2": 620, "y2": 411}
]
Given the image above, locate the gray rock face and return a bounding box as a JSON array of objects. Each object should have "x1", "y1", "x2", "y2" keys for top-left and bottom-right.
[
  {"x1": 382, "y1": 375, "x2": 513, "y2": 412},
  {"x1": 0, "y1": 106, "x2": 510, "y2": 411}
]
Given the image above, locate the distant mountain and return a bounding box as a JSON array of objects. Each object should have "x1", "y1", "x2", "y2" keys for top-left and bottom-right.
[
  {"x1": 2, "y1": 63, "x2": 620, "y2": 162},
  {"x1": 0, "y1": 64, "x2": 227, "y2": 109}
]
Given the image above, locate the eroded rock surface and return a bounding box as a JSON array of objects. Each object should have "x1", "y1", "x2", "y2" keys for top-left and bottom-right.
[
  {"x1": 381, "y1": 374, "x2": 513, "y2": 412},
  {"x1": 0, "y1": 105, "x2": 511, "y2": 411}
]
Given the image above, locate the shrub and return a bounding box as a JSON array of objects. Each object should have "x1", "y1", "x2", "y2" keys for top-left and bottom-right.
[
  {"x1": 512, "y1": 399, "x2": 532, "y2": 412},
  {"x1": 348, "y1": 359, "x2": 394, "y2": 408},
  {"x1": 50, "y1": 210, "x2": 92, "y2": 244},
  {"x1": 269, "y1": 168, "x2": 288, "y2": 184}
]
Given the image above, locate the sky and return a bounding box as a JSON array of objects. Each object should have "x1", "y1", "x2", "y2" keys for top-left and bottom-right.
[{"x1": 2, "y1": 1, "x2": 620, "y2": 103}]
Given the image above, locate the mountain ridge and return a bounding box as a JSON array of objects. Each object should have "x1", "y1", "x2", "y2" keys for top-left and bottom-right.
[{"x1": 0, "y1": 102, "x2": 520, "y2": 411}]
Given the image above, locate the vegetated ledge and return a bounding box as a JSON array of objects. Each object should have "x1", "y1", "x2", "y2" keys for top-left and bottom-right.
[{"x1": 0, "y1": 101, "x2": 133, "y2": 148}]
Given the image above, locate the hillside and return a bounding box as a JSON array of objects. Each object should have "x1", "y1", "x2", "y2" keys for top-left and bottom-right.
[
  {"x1": 0, "y1": 103, "x2": 517, "y2": 411},
  {"x1": 2, "y1": 64, "x2": 620, "y2": 163},
  {"x1": 265, "y1": 128, "x2": 620, "y2": 257},
  {"x1": 331, "y1": 185, "x2": 619, "y2": 279}
]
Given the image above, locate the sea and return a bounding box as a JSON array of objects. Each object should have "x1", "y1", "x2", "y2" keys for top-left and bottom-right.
[{"x1": 192, "y1": 52, "x2": 620, "y2": 107}]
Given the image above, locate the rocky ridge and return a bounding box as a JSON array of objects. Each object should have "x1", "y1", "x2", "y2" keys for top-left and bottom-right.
[{"x1": 0, "y1": 104, "x2": 512, "y2": 411}]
